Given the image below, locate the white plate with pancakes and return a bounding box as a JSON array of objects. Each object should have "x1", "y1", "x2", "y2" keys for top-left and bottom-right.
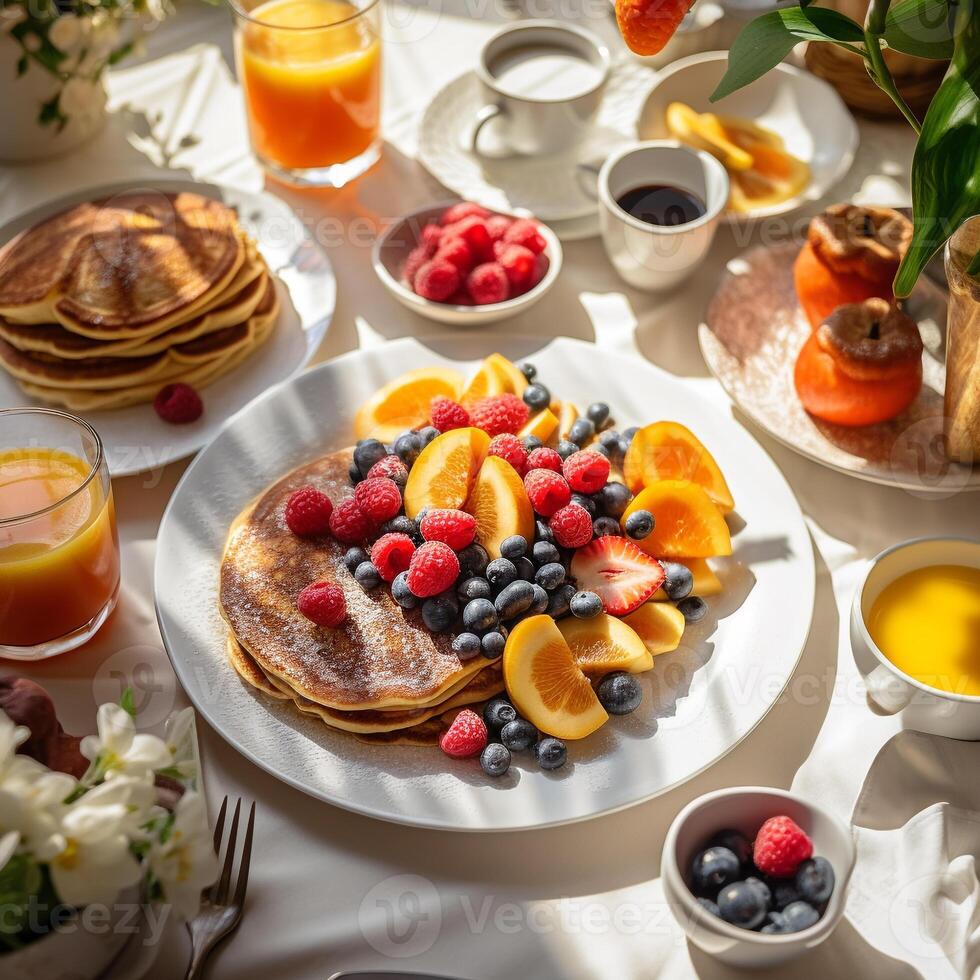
[
  {"x1": 156, "y1": 336, "x2": 815, "y2": 831},
  {"x1": 0, "y1": 179, "x2": 334, "y2": 477}
]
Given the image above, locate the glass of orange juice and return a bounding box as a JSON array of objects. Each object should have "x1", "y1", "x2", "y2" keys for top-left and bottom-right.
[
  {"x1": 232, "y1": 0, "x2": 383, "y2": 187},
  {"x1": 0, "y1": 409, "x2": 120, "y2": 660}
]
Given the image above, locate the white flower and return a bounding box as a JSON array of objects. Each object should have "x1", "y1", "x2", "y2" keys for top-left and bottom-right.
[
  {"x1": 49, "y1": 13, "x2": 87, "y2": 54},
  {"x1": 0, "y1": 831, "x2": 20, "y2": 874},
  {"x1": 80, "y1": 704, "x2": 171, "y2": 781},
  {"x1": 164, "y1": 708, "x2": 199, "y2": 783},
  {"x1": 0, "y1": 7, "x2": 25, "y2": 33},
  {"x1": 21, "y1": 31, "x2": 40, "y2": 52},
  {"x1": 59, "y1": 76, "x2": 103, "y2": 118},
  {"x1": 148, "y1": 792, "x2": 218, "y2": 920},
  {"x1": 0, "y1": 763, "x2": 75, "y2": 861},
  {"x1": 0, "y1": 712, "x2": 29, "y2": 770}
]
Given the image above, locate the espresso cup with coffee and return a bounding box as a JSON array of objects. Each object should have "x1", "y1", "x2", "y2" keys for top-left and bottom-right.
[{"x1": 471, "y1": 21, "x2": 611, "y2": 158}]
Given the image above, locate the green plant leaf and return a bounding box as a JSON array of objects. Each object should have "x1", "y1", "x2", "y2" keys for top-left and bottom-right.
[
  {"x1": 120, "y1": 685, "x2": 136, "y2": 717},
  {"x1": 0, "y1": 854, "x2": 42, "y2": 939},
  {"x1": 895, "y1": 4, "x2": 980, "y2": 295},
  {"x1": 884, "y1": 0, "x2": 957, "y2": 60},
  {"x1": 16, "y1": 55, "x2": 28, "y2": 76},
  {"x1": 711, "y1": 7, "x2": 865, "y2": 102}
]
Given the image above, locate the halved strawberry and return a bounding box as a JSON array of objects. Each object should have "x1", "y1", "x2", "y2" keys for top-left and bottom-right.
[{"x1": 570, "y1": 537, "x2": 665, "y2": 615}]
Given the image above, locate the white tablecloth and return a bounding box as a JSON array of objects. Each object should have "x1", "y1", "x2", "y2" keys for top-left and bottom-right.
[{"x1": 2, "y1": 4, "x2": 978, "y2": 978}]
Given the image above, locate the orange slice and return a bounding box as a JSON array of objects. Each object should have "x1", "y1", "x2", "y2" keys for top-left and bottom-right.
[
  {"x1": 354, "y1": 367, "x2": 463, "y2": 442},
  {"x1": 519, "y1": 408, "x2": 558, "y2": 444},
  {"x1": 558, "y1": 614, "x2": 653, "y2": 675},
  {"x1": 403, "y1": 427, "x2": 490, "y2": 519},
  {"x1": 486, "y1": 353, "x2": 529, "y2": 395},
  {"x1": 652, "y1": 558, "x2": 721, "y2": 600},
  {"x1": 464, "y1": 455, "x2": 534, "y2": 559},
  {"x1": 504, "y1": 616, "x2": 608, "y2": 739},
  {"x1": 624, "y1": 421, "x2": 734, "y2": 513},
  {"x1": 622, "y1": 602, "x2": 685, "y2": 655},
  {"x1": 558, "y1": 401, "x2": 580, "y2": 440},
  {"x1": 624, "y1": 480, "x2": 732, "y2": 558},
  {"x1": 459, "y1": 357, "x2": 509, "y2": 405}
]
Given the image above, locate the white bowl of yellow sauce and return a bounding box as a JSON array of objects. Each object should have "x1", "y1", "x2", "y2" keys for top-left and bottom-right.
[{"x1": 851, "y1": 537, "x2": 980, "y2": 740}]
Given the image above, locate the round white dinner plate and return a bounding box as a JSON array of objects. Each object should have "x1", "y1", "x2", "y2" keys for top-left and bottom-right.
[
  {"x1": 0, "y1": 178, "x2": 335, "y2": 477},
  {"x1": 155, "y1": 336, "x2": 815, "y2": 832}
]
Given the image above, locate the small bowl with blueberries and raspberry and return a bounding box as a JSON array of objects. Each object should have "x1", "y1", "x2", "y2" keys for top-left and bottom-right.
[
  {"x1": 662, "y1": 787, "x2": 855, "y2": 967},
  {"x1": 372, "y1": 201, "x2": 562, "y2": 326}
]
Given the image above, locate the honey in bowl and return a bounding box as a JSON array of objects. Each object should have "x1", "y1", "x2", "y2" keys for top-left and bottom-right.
[{"x1": 867, "y1": 565, "x2": 980, "y2": 697}]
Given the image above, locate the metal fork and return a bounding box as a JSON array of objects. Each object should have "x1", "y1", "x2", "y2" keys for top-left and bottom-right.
[{"x1": 185, "y1": 796, "x2": 256, "y2": 980}]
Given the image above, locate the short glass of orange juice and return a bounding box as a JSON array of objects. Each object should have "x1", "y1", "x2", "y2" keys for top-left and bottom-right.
[
  {"x1": 0, "y1": 409, "x2": 120, "y2": 660},
  {"x1": 232, "y1": 0, "x2": 383, "y2": 187}
]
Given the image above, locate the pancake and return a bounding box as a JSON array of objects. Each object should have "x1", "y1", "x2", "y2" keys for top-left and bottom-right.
[
  {"x1": 0, "y1": 192, "x2": 244, "y2": 339},
  {"x1": 220, "y1": 446, "x2": 488, "y2": 711}
]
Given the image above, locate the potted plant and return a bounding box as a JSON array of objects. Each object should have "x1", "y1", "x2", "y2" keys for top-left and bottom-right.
[{"x1": 0, "y1": 0, "x2": 171, "y2": 162}]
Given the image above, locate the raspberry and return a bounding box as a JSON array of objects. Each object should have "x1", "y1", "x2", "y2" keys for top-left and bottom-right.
[
  {"x1": 470, "y1": 393, "x2": 529, "y2": 436},
  {"x1": 296, "y1": 581, "x2": 347, "y2": 628},
  {"x1": 414, "y1": 259, "x2": 460, "y2": 302},
  {"x1": 445, "y1": 215, "x2": 494, "y2": 263},
  {"x1": 550, "y1": 503, "x2": 593, "y2": 548},
  {"x1": 420, "y1": 223, "x2": 444, "y2": 253},
  {"x1": 486, "y1": 214, "x2": 512, "y2": 241},
  {"x1": 406, "y1": 541, "x2": 461, "y2": 598},
  {"x1": 448, "y1": 290, "x2": 474, "y2": 306},
  {"x1": 563, "y1": 450, "x2": 611, "y2": 494},
  {"x1": 153, "y1": 383, "x2": 203, "y2": 424},
  {"x1": 503, "y1": 218, "x2": 547, "y2": 254},
  {"x1": 753, "y1": 816, "x2": 813, "y2": 878},
  {"x1": 440, "y1": 202, "x2": 491, "y2": 226},
  {"x1": 495, "y1": 243, "x2": 536, "y2": 292},
  {"x1": 430, "y1": 395, "x2": 471, "y2": 432},
  {"x1": 526, "y1": 447, "x2": 563, "y2": 473},
  {"x1": 284, "y1": 485, "x2": 333, "y2": 536},
  {"x1": 435, "y1": 236, "x2": 475, "y2": 273},
  {"x1": 353, "y1": 477, "x2": 402, "y2": 523},
  {"x1": 366, "y1": 454, "x2": 409, "y2": 487},
  {"x1": 419, "y1": 508, "x2": 477, "y2": 550},
  {"x1": 328, "y1": 498, "x2": 374, "y2": 544},
  {"x1": 487, "y1": 433, "x2": 528, "y2": 475},
  {"x1": 370, "y1": 532, "x2": 416, "y2": 582},
  {"x1": 529, "y1": 253, "x2": 549, "y2": 288},
  {"x1": 402, "y1": 244, "x2": 430, "y2": 288},
  {"x1": 524, "y1": 469, "x2": 571, "y2": 517},
  {"x1": 439, "y1": 707, "x2": 488, "y2": 758},
  {"x1": 466, "y1": 262, "x2": 509, "y2": 305}
]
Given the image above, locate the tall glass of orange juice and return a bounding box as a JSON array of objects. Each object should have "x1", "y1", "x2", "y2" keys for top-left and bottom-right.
[
  {"x1": 232, "y1": 0, "x2": 382, "y2": 187},
  {"x1": 0, "y1": 409, "x2": 120, "y2": 660}
]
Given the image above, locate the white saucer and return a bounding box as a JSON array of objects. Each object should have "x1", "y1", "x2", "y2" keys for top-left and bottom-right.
[{"x1": 417, "y1": 62, "x2": 657, "y2": 240}]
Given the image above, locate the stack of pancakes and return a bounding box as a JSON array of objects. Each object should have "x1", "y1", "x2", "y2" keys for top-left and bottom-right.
[
  {"x1": 0, "y1": 191, "x2": 278, "y2": 411},
  {"x1": 220, "y1": 448, "x2": 505, "y2": 746}
]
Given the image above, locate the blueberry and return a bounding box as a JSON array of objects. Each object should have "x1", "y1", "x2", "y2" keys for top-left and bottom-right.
[
  {"x1": 458, "y1": 576, "x2": 492, "y2": 602},
  {"x1": 522, "y1": 435, "x2": 543, "y2": 452},
  {"x1": 592, "y1": 442, "x2": 611, "y2": 459},
  {"x1": 480, "y1": 742, "x2": 511, "y2": 777},
  {"x1": 678, "y1": 596, "x2": 708, "y2": 624},
  {"x1": 745, "y1": 877, "x2": 772, "y2": 911},
  {"x1": 535, "y1": 562, "x2": 565, "y2": 590},
  {"x1": 381, "y1": 515, "x2": 417, "y2": 539},
  {"x1": 598, "y1": 481, "x2": 631, "y2": 518},
  {"x1": 483, "y1": 699, "x2": 516, "y2": 733},
  {"x1": 392, "y1": 432, "x2": 422, "y2": 465},
  {"x1": 622, "y1": 426, "x2": 639, "y2": 443},
  {"x1": 518, "y1": 361, "x2": 536, "y2": 381},
  {"x1": 569, "y1": 417, "x2": 595, "y2": 445},
  {"x1": 534, "y1": 520, "x2": 554, "y2": 544},
  {"x1": 486, "y1": 558, "x2": 518, "y2": 590},
  {"x1": 570, "y1": 493, "x2": 597, "y2": 517},
  {"x1": 522, "y1": 383, "x2": 551, "y2": 411},
  {"x1": 348, "y1": 462, "x2": 362, "y2": 484},
  {"x1": 529, "y1": 584, "x2": 550, "y2": 614},
  {"x1": 781, "y1": 901, "x2": 820, "y2": 932},
  {"x1": 514, "y1": 556, "x2": 536, "y2": 582},
  {"x1": 494, "y1": 580, "x2": 536, "y2": 620},
  {"x1": 708, "y1": 829, "x2": 752, "y2": 867},
  {"x1": 457, "y1": 544, "x2": 489, "y2": 577},
  {"x1": 593, "y1": 516, "x2": 621, "y2": 537},
  {"x1": 354, "y1": 561, "x2": 381, "y2": 590},
  {"x1": 795, "y1": 857, "x2": 835, "y2": 906},
  {"x1": 760, "y1": 912, "x2": 790, "y2": 934},
  {"x1": 421, "y1": 594, "x2": 456, "y2": 633},
  {"x1": 598, "y1": 429, "x2": 621, "y2": 451},
  {"x1": 535, "y1": 737, "x2": 567, "y2": 770},
  {"x1": 343, "y1": 546, "x2": 369, "y2": 574},
  {"x1": 662, "y1": 561, "x2": 694, "y2": 601},
  {"x1": 391, "y1": 571, "x2": 418, "y2": 609},
  {"x1": 452, "y1": 632, "x2": 482, "y2": 660},
  {"x1": 463, "y1": 597, "x2": 498, "y2": 632},
  {"x1": 717, "y1": 880, "x2": 768, "y2": 931},
  {"x1": 532, "y1": 540, "x2": 561, "y2": 566},
  {"x1": 481, "y1": 631, "x2": 506, "y2": 659},
  {"x1": 770, "y1": 879, "x2": 802, "y2": 911},
  {"x1": 556, "y1": 440, "x2": 579, "y2": 460},
  {"x1": 500, "y1": 535, "x2": 528, "y2": 560},
  {"x1": 586, "y1": 402, "x2": 610, "y2": 426},
  {"x1": 417, "y1": 425, "x2": 439, "y2": 446},
  {"x1": 697, "y1": 897, "x2": 721, "y2": 918},
  {"x1": 353, "y1": 438, "x2": 387, "y2": 477},
  {"x1": 500, "y1": 718, "x2": 537, "y2": 751},
  {"x1": 570, "y1": 591, "x2": 603, "y2": 618},
  {"x1": 690, "y1": 847, "x2": 741, "y2": 895},
  {"x1": 597, "y1": 672, "x2": 642, "y2": 715},
  {"x1": 547, "y1": 582, "x2": 576, "y2": 618},
  {"x1": 624, "y1": 509, "x2": 654, "y2": 540}
]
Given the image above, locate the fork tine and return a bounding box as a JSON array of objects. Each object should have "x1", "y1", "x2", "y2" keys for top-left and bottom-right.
[
  {"x1": 233, "y1": 802, "x2": 256, "y2": 907},
  {"x1": 213, "y1": 798, "x2": 242, "y2": 905},
  {"x1": 212, "y1": 796, "x2": 228, "y2": 856}
]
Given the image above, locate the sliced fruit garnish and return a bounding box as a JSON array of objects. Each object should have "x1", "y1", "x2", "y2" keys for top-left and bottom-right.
[
  {"x1": 464, "y1": 454, "x2": 534, "y2": 559},
  {"x1": 558, "y1": 614, "x2": 653, "y2": 675},
  {"x1": 652, "y1": 558, "x2": 721, "y2": 600},
  {"x1": 504, "y1": 616, "x2": 608, "y2": 739},
  {"x1": 621, "y1": 602, "x2": 685, "y2": 656},
  {"x1": 558, "y1": 401, "x2": 580, "y2": 440},
  {"x1": 569, "y1": 537, "x2": 666, "y2": 616},
  {"x1": 624, "y1": 480, "x2": 733, "y2": 558},
  {"x1": 519, "y1": 408, "x2": 558, "y2": 443},
  {"x1": 459, "y1": 357, "x2": 509, "y2": 405},
  {"x1": 665, "y1": 102, "x2": 753, "y2": 172},
  {"x1": 624, "y1": 421, "x2": 734, "y2": 513},
  {"x1": 404, "y1": 427, "x2": 490, "y2": 519},
  {"x1": 486, "y1": 353, "x2": 529, "y2": 396},
  {"x1": 353, "y1": 367, "x2": 463, "y2": 441}
]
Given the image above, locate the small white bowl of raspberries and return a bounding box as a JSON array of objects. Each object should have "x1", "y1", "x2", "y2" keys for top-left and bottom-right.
[{"x1": 372, "y1": 201, "x2": 562, "y2": 326}]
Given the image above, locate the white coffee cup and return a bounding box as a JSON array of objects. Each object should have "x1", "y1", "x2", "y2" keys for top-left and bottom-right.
[
  {"x1": 470, "y1": 21, "x2": 610, "y2": 158},
  {"x1": 598, "y1": 141, "x2": 729, "y2": 292}
]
